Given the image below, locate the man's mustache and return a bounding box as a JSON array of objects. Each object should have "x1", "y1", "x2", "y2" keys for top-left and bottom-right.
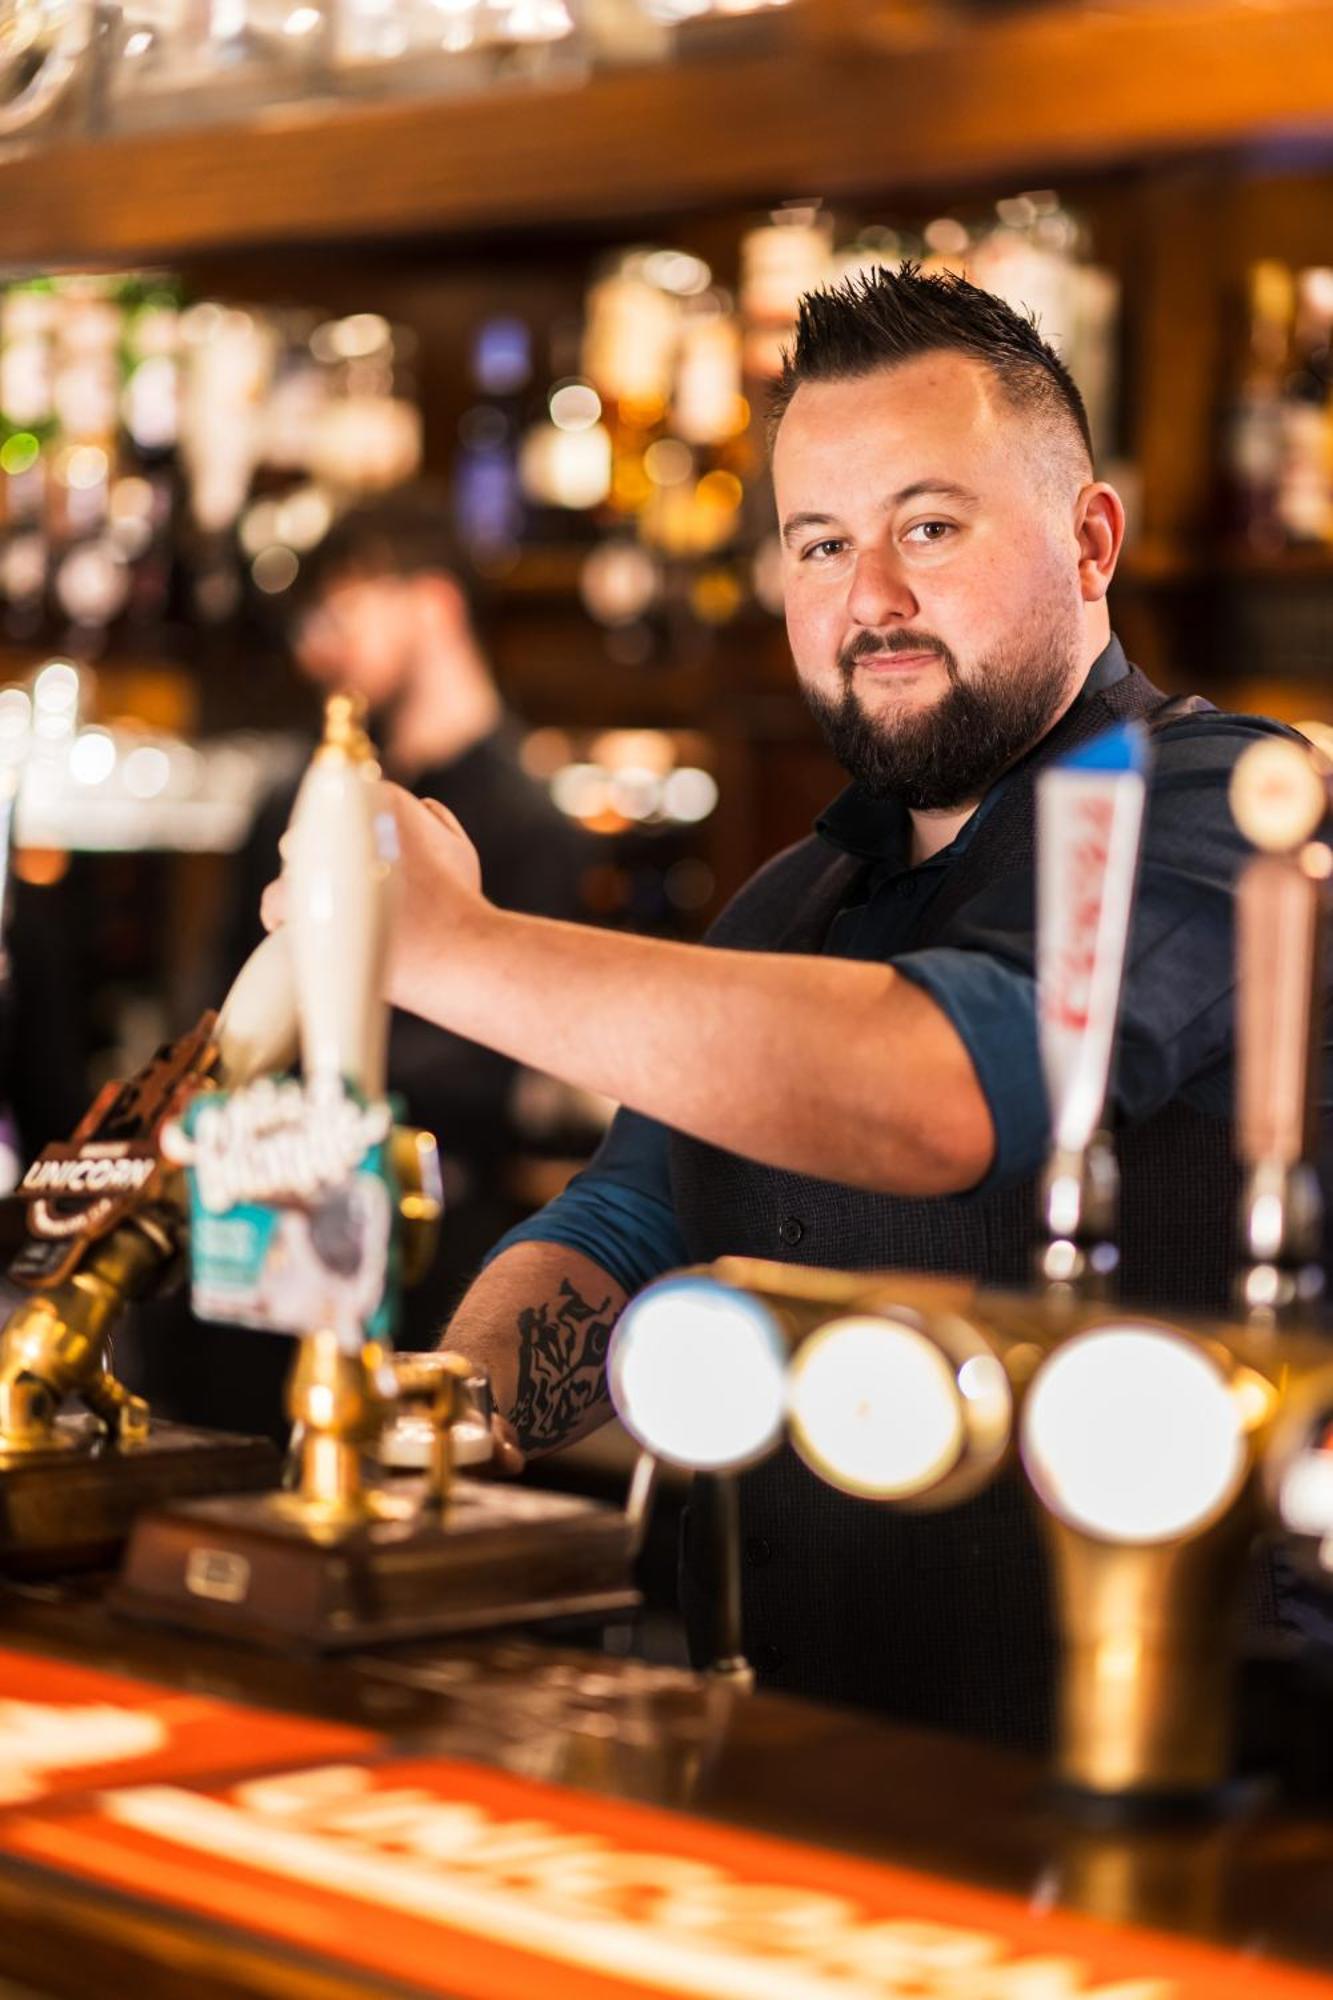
[{"x1": 837, "y1": 631, "x2": 959, "y2": 679}]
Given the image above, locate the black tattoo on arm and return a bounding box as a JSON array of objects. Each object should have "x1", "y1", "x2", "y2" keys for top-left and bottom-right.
[{"x1": 510, "y1": 1277, "x2": 617, "y2": 1453}]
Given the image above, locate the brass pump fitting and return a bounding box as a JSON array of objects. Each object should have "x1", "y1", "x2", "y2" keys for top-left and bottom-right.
[
  {"x1": 0, "y1": 1214, "x2": 169, "y2": 1453},
  {"x1": 284, "y1": 1330, "x2": 398, "y2": 1530}
]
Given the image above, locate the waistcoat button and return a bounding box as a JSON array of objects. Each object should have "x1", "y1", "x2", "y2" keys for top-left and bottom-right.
[
  {"x1": 778, "y1": 1216, "x2": 805, "y2": 1247},
  {"x1": 753, "y1": 1643, "x2": 784, "y2": 1675},
  {"x1": 745, "y1": 1536, "x2": 773, "y2": 1568}
]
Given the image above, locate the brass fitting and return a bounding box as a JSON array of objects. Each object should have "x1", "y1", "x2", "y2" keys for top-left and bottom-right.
[
  {"x1": 0, "y1": 1215, "x2": 167, "y2": 1454},
  {"x1": 1044, "y1": 1498, "x2": 1259, "y2": 1800},
  {"x1": 393, "y1": 1351, "x2": 476, "y2": 1513},
  {"x1": 389, "y1": 1126, "x2": 444, "y2": 1289},
  {"x1": 284, "y1": 1330, "x2": 397, "y2": 1531}
]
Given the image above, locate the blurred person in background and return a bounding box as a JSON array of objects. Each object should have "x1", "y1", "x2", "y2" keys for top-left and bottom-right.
[{"x1": 134, "y1": 483, "x2": 588, "y2": 1437}]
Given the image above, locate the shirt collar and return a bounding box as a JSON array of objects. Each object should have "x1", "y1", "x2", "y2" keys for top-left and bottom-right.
[{"x1": 815, "y1": 634, "x2": 1129, "y2": 867}]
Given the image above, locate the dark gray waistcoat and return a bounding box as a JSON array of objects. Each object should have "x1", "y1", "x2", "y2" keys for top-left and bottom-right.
[{"x1": 670, "y1": 666, "x2": 1239, "y2": 1750}]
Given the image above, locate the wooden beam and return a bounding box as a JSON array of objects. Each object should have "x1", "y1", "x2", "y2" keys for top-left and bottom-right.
[{"x1": 1, "y1": 1, "x2": 1332, "y2": 265}]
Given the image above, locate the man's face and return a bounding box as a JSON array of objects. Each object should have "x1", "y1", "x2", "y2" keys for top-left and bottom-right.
[
  {"x1": 294, "y1": 574, "x2": 419, "y2": 714},
  {"x1": 773, "y1": 352, "x2": 1088, "y2": 810}
]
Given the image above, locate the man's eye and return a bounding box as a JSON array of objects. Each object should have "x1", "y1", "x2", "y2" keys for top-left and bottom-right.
[
  {"x1": 904, "y1": 521, "x2": 954, "y2": 545},
  {"x1": 801, "y1": 539, "x2": 846, "y2": 562}
]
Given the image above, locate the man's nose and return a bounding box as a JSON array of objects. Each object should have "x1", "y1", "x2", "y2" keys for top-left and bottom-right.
[{"x1": 846, "y1": 547, "x2": 918, "y2": 626}]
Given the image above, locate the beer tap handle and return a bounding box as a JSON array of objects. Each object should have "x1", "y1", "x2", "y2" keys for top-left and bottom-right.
[
  {"x1": 1035, "y1": 722, "x2": 1149, "y2": 1294},
  {"x1": 1236, "y1": 853, "x2": 1324, "y2": 1172},
  {"x1": 1229, "y1": 736, "x2": 1331, "y2": 1320},
  {"x1": 213, "y1": 931, "x2": 300, "y2": 1090},
  {"x1": 286, "y1": 694, "x2": 394, "y2": 1101}
]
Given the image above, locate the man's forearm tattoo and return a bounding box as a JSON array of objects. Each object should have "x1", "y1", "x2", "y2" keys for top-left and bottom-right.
[{"x1": 511, "y1": 1277, "x2": 616, "y2": 1453}]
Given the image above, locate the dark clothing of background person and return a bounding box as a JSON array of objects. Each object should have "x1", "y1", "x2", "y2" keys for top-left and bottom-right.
[
  {"x1": 1, "y1": 873, "x2": 90, "y2": 1162},
  {"x1": 130, "y1": 726, "x2": 587, "y2": 1441}
]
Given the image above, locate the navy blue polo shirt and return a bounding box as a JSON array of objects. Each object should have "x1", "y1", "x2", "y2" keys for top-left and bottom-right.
[{"x1": 489, "y1": 638, "x2": 1299, "y2": 1297}]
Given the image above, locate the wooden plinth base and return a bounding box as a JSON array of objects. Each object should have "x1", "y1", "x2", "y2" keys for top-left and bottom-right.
[
  {"x1": 111, "y1": 1477, "x2": 640, "y2": 1651},
  {"x1": 0, "y1": 1420, "x2": 281, "y2": 1575}
]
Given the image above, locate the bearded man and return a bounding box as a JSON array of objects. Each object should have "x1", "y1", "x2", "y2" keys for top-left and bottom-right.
[{"x1": 266, "y1": 267, "x2": 1325, "y2": 1749}]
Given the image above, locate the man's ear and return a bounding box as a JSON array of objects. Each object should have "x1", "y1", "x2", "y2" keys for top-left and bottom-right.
[{"x1": 1074, "y1": 483, "x2": 1125, "y2": 604}]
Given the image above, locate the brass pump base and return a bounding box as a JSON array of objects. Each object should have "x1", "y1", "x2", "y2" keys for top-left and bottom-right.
[
  {"x1": 1042, "y1": 1501, "x2": 1260, "y2": 1813},
  {"x1": 111, "y1": 1479, "x2": 640, "y2": 1652},
  {"x1": 0, "y1": 1422, "x2": 280, "y2": 1577},
  {"x1": 113, "y1": 1330, "x2": 638, "y2": 1650}
]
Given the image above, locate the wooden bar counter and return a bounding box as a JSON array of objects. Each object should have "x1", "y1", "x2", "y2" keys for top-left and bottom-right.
[{"x1": 0, "y1": 1575, "x2": 1330, "y2": 1999}]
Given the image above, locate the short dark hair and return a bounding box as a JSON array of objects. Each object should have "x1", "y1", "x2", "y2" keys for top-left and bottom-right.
[
  {"x1": 291, "y1": 481, "x2": 477, "y2": 625},
  {"x1": 770, "y1": 262, "x2": 1094, "y2": 465}
]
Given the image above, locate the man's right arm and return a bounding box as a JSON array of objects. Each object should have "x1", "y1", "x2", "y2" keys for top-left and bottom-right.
[
  {"x1": 442, "y1": 1242, "x2": 628, "y2": 1459},
  {"x1": 437, "y1": 1105, "x2": 687, "y2": 1461}
]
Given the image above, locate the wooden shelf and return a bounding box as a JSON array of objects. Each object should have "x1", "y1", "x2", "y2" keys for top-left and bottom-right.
[{"x1": 3, "y1": 0, "x2": 1333, "y2": 264}]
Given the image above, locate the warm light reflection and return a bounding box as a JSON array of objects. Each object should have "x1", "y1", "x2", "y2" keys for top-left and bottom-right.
[
  {"x1": 123, "y1": 744, "x2": 172, "y2": 799},
  {"x1": 609, "y1": 1277, "x2": 787, "y2": 1471},
  {"x1": 69, "y1": 729, "x2": 117, "y2": 786},
  {"x1": 1022, "y1": 1326, "x2": 1246, "y2": 1544},
  {"x1": 787, "y1": 1315, "x2": 964, "y2": 1499},
  {"x1": 548, "y1": 381, "x2": 602, "y2": 433}
]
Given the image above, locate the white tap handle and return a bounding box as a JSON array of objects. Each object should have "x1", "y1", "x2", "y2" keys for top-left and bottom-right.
[
  {"x1": 286, "y1": 697, "x2": 394, "y2": 1100},
  {"x1": 1037, "y1": 724, "x2": 1148, "y2": 1157},
  {"x1": 213, "y1": 931, "x2": 300, "y2": 1088}
]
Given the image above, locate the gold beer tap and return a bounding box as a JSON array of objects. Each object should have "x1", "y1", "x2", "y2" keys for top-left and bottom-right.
[
  {"x1": 283, "y1": 1332, "x2": 399, "y2": 1534},
  {"x1": 0, "y1": 945, "x2": 297, "y2": 1470},
  {"x1": 115, "y1": 695, "x2": 638, "y2": 1646},
  {"x1": 1228, "y1": 734, "x2": 1331, "y2": 1325},
  {"x1": 611, "y1": 726, "x2": 1333, "y2": 1806},
  {"x1": 0, "y1": 892, "x2": 437, "y2": 1505},
  {"x1": 0, "y1": 1214, "x2": 167, "y2": 1451},
  {"x1": 279, "y1": 692, "x2": 401, "y2": 1527},
  {"x1": 1020, "y1": 730, "x2": 1333, "y2": 1808},
  {"x1": 608, "y1": 730, "x2": 1158, "y2": 1515},
  {"x1": 0, "y1": 969, "x2": 297, "y2": 1567}
]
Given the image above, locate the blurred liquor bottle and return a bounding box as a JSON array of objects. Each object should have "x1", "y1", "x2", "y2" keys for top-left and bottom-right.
[
  {"x1": 177, "y1": 300, "x2": 277, "y2": 626},
  {"x1": 0, "y1": 281, "x2": 58, "y2": 643},
  {"x1": 114, "y1": 275, "x2": 187, "y2": 645},
  {"x1": 665, "y1": 291, "x2": 752, "y2": 631},
  {"x1": 1276, "y1": 266, "x2": 1333, "y2": 550},
  {"x1": 44, "y1": 279, "x2": 127, "y2": 653},
  {"x1": 582, "y1": 256, "x2": 677, "y2": 527},
  {"x1": 455, "y1": 315, "x2": 533, "y2": 565},
  {"x1": 1226, "y1": 260, "x2": 1293, "y2": 553}
]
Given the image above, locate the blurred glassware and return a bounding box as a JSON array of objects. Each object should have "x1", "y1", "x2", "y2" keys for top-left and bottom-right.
[
  {"x1": 4, "y1": 655, "x2": 305, "y2": 849},
  {"x1": 0, "y1": 0, "x2": 94, "y2": 152},
  {"x1": 105, "y1": 0, "x2": 329, "y2": 134}
]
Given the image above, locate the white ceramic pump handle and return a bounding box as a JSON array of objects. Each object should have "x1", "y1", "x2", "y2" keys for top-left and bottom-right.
[
  {"x1": 212, "y1": 930, "x2": 301, "y2": 1089},
  {"x1": 285, "y1": 696, "x2": 395, "y2": 1100}
]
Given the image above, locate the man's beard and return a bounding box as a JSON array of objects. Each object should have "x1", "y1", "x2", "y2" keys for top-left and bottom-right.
[{"x1": 803, "y1": 628, "x2": 1076, "y2": 811}]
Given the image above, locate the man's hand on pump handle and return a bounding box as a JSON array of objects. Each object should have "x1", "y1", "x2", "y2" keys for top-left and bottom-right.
[{"x1": 262, "y1": 782, "x2": 526, "y2": 1479}]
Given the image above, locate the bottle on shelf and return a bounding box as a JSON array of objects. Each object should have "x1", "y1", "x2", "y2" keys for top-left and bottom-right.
[
  {"x1": 0, "y1": 281, "x2": 58, "y2": 643},
  {"x1": 1226, "y1": 259, "x2": 1294, "y2": 554},
  {"x1": 1276, "y1": 265, "x2": 1333, "y2": 550},
  {"x1": 115, "y1": 274, "x2": 187, "y2": 643},
  {"x1": 454, "y1": 315, "x2": 533, "y2": 567},
  {"x1": 581, "y1": 254, "x2": 680, "y2": 525}
]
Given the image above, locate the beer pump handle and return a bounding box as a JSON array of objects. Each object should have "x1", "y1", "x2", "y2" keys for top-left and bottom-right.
[
  {"x1": 213, "y1": 931, "x2": 300, "y2": 1089},
  {"x1": 1228, "y1": 736, "x2": 1330, "y2": 1318},
  {"x1": 285, "y1": 694, "x2": 394, "y2": 1101},
  {"x1": 1235, "y1": 854, "x2": 1324, "y2": 1172},
  {"x1": 1035, "y1": 723, "x2": 1149, "y2": 1292}
]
